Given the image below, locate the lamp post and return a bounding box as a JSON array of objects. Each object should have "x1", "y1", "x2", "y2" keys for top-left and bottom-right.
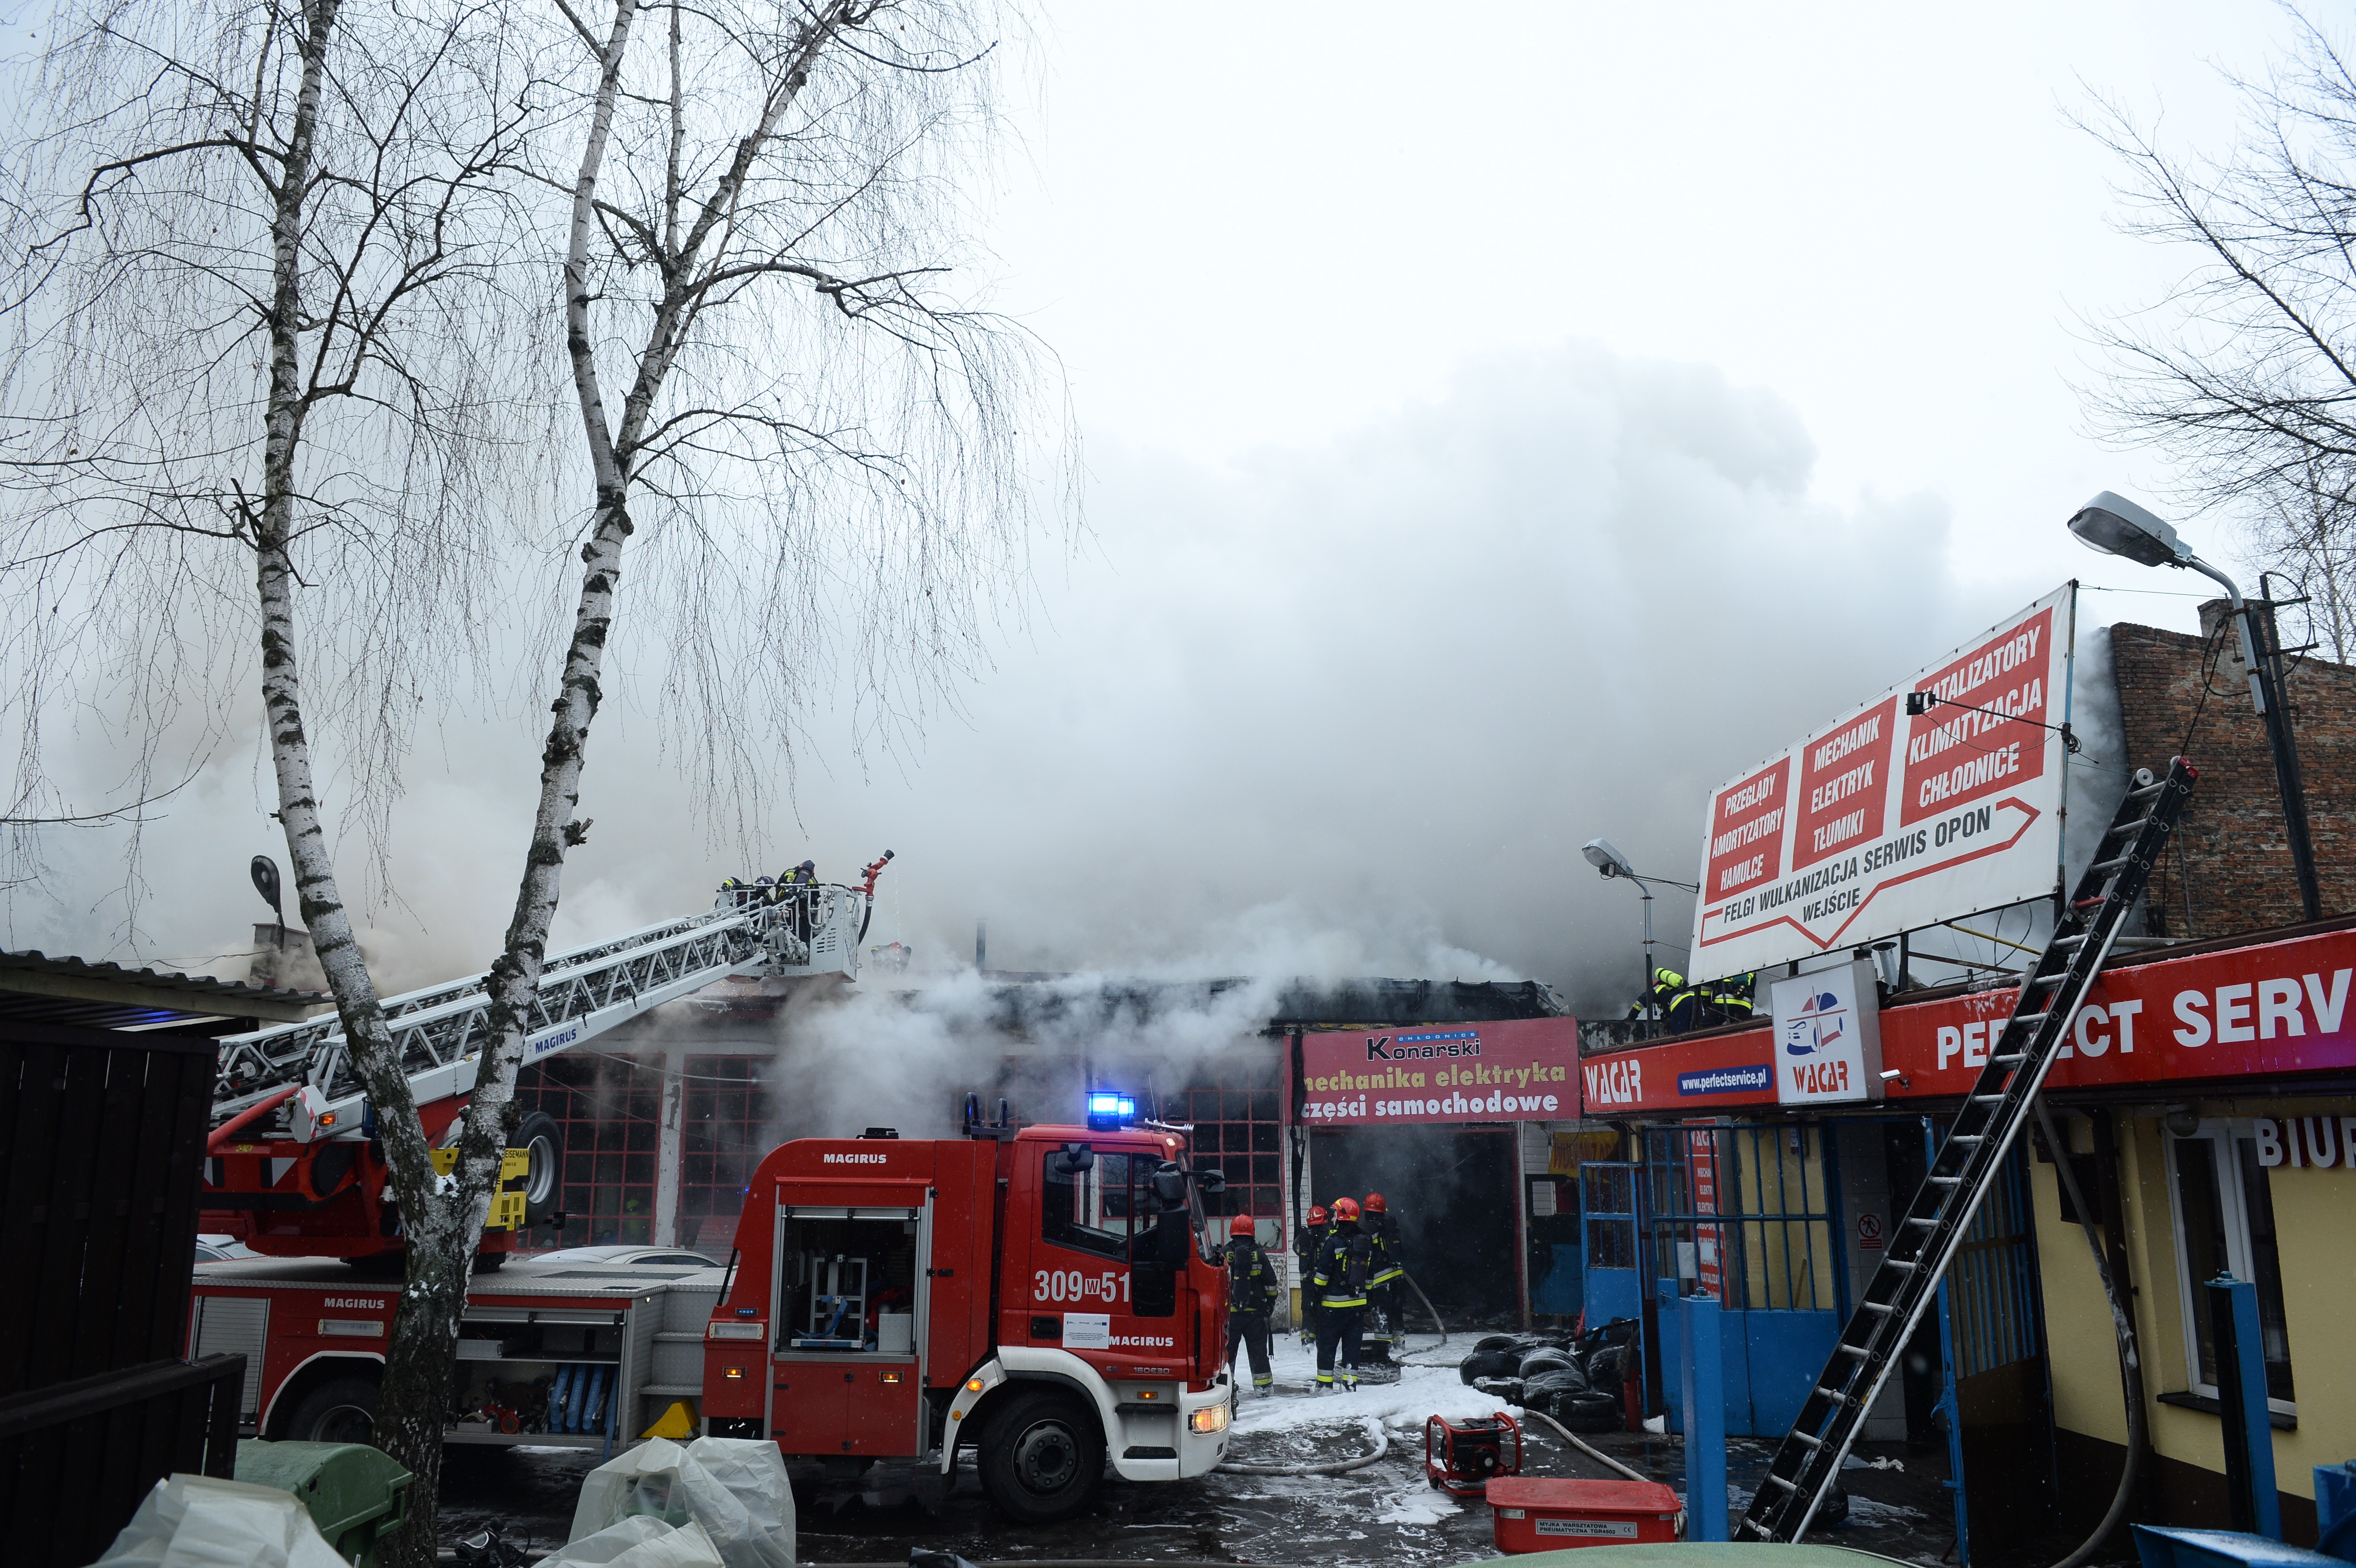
[
  {"x1": 1582, "y1": 838, "x2": 1701, "y2": 1016},
  {"x1": 2065, "y1": 491, "x2": 2322, "y2": 922}
]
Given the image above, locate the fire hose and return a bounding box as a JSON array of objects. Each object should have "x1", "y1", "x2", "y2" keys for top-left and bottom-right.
[{"x1": 2033, "y1": 1098, "x2": 2144, "y2": 1568}]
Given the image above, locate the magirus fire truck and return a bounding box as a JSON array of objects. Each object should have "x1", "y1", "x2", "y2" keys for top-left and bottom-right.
[{"x1": 190, "y1": 860, "x2": 1235, "y2": 1521}]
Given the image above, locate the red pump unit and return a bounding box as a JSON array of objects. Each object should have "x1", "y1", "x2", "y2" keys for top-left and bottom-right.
[{"x1": 1425, "y1": 1411, "x2": 1524, "y2": 1495}]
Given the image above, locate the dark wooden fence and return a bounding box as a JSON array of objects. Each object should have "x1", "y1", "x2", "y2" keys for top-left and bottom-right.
[{"x1": 0, "y1": 1019, "x2": 241, "y2": 1564}]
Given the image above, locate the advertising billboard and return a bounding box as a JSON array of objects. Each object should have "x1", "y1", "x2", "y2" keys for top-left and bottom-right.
[
  {"x1": 1297, "y1": 1017, "x2": 1579, "y2": 1125},
  {"x1": 1690, "y1": 584, "x2": 2077, "y2": 979},
  {"x1": 1768, "y1": 958, "x2": 1885, "y2": 1106}
]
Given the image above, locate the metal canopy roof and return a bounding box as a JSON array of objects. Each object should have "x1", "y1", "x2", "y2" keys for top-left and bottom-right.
[{"x1": 0, "y1": 949, "x2": 332, "y2": 1030}]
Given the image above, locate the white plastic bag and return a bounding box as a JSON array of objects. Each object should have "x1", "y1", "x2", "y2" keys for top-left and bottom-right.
[
  {"x1": 683, "y1": 1437, "x2": 794, "y2": 1568},
  {"x1": 94, "y1": 1473, "x2": 348, "y2": 1568},
  {"x1": 543, "y1": 1517, "x2": 724, "y2": 1568},
  {"x1": 569, "y1": 1437, "x2": 793, "y2": 1568}
]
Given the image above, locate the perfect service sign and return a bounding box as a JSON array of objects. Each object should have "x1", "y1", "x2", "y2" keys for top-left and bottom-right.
[{"x1": 1692, "y1": 584, "x2": 2075, "y2": 977}]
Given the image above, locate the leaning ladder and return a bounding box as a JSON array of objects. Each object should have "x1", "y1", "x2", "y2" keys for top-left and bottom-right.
[{"x1": 1737, "y1": 755, "x2": 2197, "y2": 1543}]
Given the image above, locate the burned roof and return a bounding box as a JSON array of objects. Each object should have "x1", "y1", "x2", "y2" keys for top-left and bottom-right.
[{"x1": 0, "y1": 949, "x2": 332, "y2": 1031}]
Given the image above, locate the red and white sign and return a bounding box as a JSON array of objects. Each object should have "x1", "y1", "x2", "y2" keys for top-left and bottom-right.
[
  {"x1": 1692, "y1": 586, "x2": 2076, "y2": 977},
  {"x1": 1686, "y1": 1129, "x2": 1723, "y2": 1298},
  {"x1": 1298, "y1": 1017, "x2": 1579, "y2": 1125},
  {"x1": 1857, "y1": 1213, "x2": 1885, "y2": 1251},
  {"x1": 1579, "y1": 925, "x2": 2356, "y2": 1116}
]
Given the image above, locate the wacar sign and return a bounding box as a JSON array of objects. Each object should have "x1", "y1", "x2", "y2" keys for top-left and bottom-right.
[
  {"x1": 1298, "y1": 1018, "x2": 1579, "y2": 1125},
  {"x1": 1693, "y1": 584, "x2": 2076, "y2": 978}
]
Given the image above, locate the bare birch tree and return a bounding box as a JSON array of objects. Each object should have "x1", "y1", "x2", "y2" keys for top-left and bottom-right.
[
  {"x1": 3, "y1": 0, "x2": 1058, "y2": 1557},
  {"x1": 2078, "y1": 10, "x2": 2356, "y2": 655}
]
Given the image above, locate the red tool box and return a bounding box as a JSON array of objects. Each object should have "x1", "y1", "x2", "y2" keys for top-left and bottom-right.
[{"x1": 1487, "y1": 1477, "x2": 1682, "y2": 1554}]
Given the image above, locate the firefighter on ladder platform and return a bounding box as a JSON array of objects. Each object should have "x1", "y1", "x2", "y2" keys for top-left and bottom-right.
[
  {"x1": 1221, "y1": 1214, "x2": 1277, "y2": 1395},
  {"x1": 1361, "y1": 1192, "x2": 1406, "y2": 1363},
  {"x1": 1294, "y1": 1203, "x2": 1331, "y2": 1346},
  {"x1": 1311, "y1": 1198, "x2": 1374, "y2": 1392}
]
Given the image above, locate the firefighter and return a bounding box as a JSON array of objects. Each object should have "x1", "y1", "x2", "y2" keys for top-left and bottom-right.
[
  {"x1": 1222, "y1": 1215, "x2": 1277, "y2": 1394},
  {"x1": 1311, "y1": 1197, "x2": 1373, "y2": 1391},
  {"x1": 1706, "y1": 971, "x2": 1758, "y2": 1025},
  {"x1": 1293, "y1": 1203, "x2": 1330, "y2": 1346},
  {"x1": 1626, "y1": 967, "x2": 1684, "y2": 1023},
  {"x1": 1362, "y1": 1191, "x2": 1406, "y2": 1361}
]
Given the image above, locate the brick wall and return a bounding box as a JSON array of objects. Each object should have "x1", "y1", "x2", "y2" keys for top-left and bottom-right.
[{"x1": 2109, "y1": 608, "x2": 2356, "y2": 937}]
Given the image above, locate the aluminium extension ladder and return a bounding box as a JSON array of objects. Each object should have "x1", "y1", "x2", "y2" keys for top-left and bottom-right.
[{"x1": 1737, "y1": 755, "x2": 2197, "y2": 1543}]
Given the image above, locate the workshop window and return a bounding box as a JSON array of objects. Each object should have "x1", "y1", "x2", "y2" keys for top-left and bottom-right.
[
  {"x1": 2164, "y1": 1121, "x2": 2295, "y2": 1410},
  {"x1": 1167, "y1": 1078, "x2": 1282, "y2": 1220},
  {"x1": 515, "y1": 1054, "x2": 659, "y2": 1248},
  {"x1": 682, "y1": 1055, "x2": 769, "y2": 1251}
]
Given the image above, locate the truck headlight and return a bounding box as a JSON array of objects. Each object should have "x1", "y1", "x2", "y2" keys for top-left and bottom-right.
[{"x1": 1189, "y1": 1403, "x2": 1230, "y2": 1435}]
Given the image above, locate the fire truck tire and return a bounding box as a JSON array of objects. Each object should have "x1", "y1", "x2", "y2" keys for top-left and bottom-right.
[
  {"x1": 516, "y1": 1111, "x2": 564, "y2": 1227},
  {"x1": 277, "y1": 1370, "x2": 380, "y2": 1445},
  {"x1": 978, "y1": 1388, "x2": 1104, "y2": 1524}
]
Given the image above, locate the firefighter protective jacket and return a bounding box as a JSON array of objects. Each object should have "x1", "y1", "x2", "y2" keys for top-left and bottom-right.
[
  {"x1": 1226, "y1": 1238, "x2": 1278, "y2": 1315},
  {"x1": 1311, "y1": 1224, "x2": 1373, "y2": 1309},
  {"x1": 1293, "y1": 1221, "x2": 1327, "y2": 1278},
  {"x1": 1367, "y1": 1210, "x2": 1405, "y2": 1286}
]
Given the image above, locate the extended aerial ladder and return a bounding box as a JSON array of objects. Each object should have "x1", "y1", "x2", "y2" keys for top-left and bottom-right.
[
  {"x1": 202, "y1": 855, "x2": 893, "y2": 1259},
  {"x1": 1737, "y1": 760, "x2": 2196, "y2": 1543}
]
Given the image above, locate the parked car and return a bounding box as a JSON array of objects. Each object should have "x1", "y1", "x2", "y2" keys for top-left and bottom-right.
[{"x1": 524, "y1": 1244, "x2": 720, "y2": 1269}]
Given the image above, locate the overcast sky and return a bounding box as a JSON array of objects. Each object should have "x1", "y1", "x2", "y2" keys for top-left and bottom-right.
[{"x1": 9, "y1": 0, "x2": 2305, "y2": 1013}]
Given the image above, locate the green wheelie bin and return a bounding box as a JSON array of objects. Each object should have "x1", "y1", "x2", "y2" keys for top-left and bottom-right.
[{"x1": 233, "y1": 1439, "x2": 416, "y2": 1568}]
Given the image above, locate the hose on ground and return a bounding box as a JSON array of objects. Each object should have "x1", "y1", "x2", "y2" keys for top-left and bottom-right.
[
  {"x1": 1215, "y1": 1425, "x2": 1390, "y2": 1476},
  {"x1": 1524, "y1": 1405, "x2": 1651, "y2": 1485},
  {"x1": 2033, "y1": 1096, "x2": 2144, "y2": 1568}
]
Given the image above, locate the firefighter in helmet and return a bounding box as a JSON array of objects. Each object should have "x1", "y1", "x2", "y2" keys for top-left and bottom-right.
[
  {"x1": 1222, "y1": 1214, "x2": 1277, "y2": 1394},
  {"x1": 1361, "y1": 1191, "x2": 1407, "y2": 1362},
  {"x1": 1311, "y1": 1197, "x2": 1374, "y2": 1391},
  {"x1": 1293, "y1": 1203, "x2": 1331, "y2": 1346},
  {"x1": 1626, "y1": 967, "x2": 1685, "y2": 1023}
]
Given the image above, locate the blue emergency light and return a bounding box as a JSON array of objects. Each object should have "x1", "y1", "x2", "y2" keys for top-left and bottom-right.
[{"x1": 1085, "y1": 1091, "x2": 1135, "y2": 1131}]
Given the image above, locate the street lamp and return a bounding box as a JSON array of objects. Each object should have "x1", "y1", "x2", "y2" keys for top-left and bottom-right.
[
  {"x1": 1582, "y1": 838, "x2": 1700, "y2": 1016},
  {"x1": 2065, "y1": 490, "x2": 2321, "y2": 921}
]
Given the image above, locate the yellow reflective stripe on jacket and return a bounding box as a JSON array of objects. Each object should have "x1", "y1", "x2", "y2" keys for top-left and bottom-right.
[
  {"x1": 1369, "y1": 1265, "x2": 1404, "y2": 1285},
  {"x1": 1320, "y1": 1292, "x2": 1368, "y2": 1308}
]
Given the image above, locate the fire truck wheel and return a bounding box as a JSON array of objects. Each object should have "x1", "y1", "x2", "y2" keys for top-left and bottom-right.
[
  {"x1": 278, "y1": 1371, "x2": 380, "y2": 1445},
  {"x1": 979, "y1": 1388, "x2": 1104, "y2": 1524},
  {"x1": 516, "y1": 1111, "x2": 563, "y2": 1227}
]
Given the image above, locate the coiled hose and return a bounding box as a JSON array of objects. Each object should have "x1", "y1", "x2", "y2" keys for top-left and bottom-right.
[
  {"x1": 2033, "y1": 1098, "x2": 2144, "y2": 1568},
  {"x1": 1215, "y1": 1425, "x2": 1391, "y2": 1476}
]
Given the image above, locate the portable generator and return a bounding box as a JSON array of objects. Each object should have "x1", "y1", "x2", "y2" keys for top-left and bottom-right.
[{"x1": 1424, "y1": 1411, "x2": 1524, "y2": 1495}]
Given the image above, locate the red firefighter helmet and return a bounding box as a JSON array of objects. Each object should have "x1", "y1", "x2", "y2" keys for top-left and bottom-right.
[
  {"x1": 1331, "y1": 1197, "x2": 1362, "y2": 1223},
  {"x1": 1229, "y1": 1214, "x2": 1256, "y2": 1237},
  {"x1": 1307, "y1": 1204, "x2": 1329, "y2": 1227},
  {"x1": 1364, "y1": 1192, "x2": 1387, "y2": 1214}
]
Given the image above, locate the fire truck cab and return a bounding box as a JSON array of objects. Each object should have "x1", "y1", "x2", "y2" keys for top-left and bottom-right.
[{"x1": 699, "y1": 1112, "x2": 1233, "y2": 1521}]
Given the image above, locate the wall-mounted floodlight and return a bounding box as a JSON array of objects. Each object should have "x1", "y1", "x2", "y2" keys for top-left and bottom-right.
[{"x1": 2062, "y1": 490, "x2": 2319, "y2": 921}]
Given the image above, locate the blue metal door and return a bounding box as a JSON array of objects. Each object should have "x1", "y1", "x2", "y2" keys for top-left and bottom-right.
[
  {"x1": 1646, "y1": 1122, "x2": 1844, "y2": 1437},
  {"x1": 1579, "y1": 1161, "x2": 1643, "y2": 1330}
]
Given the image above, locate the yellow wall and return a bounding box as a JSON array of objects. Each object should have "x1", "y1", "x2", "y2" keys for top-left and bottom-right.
[
  {"x1": 2034, "y1": 1098, "x2": 2356, "y2": 1503},
  {"x1": 1730, "y1": 1127, "x2": 1836, "y2": 1311}
]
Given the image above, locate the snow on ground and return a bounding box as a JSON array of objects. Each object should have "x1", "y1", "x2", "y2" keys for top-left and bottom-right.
[{"x1": 1226, "y1": 1330, "x2": 1514, "y2": 1443}]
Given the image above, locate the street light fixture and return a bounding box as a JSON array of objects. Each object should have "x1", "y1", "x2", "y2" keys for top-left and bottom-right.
[
  {"x1": 2065, "y1": 491, "x2": 2321, "y2": 921},
  {"x1": 1582, "y1": 838, "x2": 1700, "y2": 1017}
]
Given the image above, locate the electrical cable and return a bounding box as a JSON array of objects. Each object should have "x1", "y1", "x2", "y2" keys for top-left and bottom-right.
[{"x1": 2033, "y1": 1097, "x2": 2145, "y2": 1568}]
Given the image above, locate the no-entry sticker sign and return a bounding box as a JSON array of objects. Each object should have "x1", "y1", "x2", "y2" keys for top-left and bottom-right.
[
  {"x1": 1691, "y1": 584, "x2": 2076, "y2": 977},
  {"x1": 1298, "y1": 1017, "x2": 1579, "y2": 1124}
]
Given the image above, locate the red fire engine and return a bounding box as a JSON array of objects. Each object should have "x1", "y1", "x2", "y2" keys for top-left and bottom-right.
[{"x1": 191, "y1": 1096, "x2": 1237, "y2": 1522}]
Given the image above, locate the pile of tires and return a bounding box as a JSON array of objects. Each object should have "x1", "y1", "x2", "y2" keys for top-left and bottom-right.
[{"x1": 1457, "y1": 1323, "x2": 1634, "y2": 1432}]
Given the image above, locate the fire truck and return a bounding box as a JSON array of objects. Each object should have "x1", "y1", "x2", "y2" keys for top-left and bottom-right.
[
  {"x1": 192, "y1": 1099, "x2": 1236, "y2": 1521},
  {"x1": 187, "y1": 860, "x2": 1235, "y2": 1521}
]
